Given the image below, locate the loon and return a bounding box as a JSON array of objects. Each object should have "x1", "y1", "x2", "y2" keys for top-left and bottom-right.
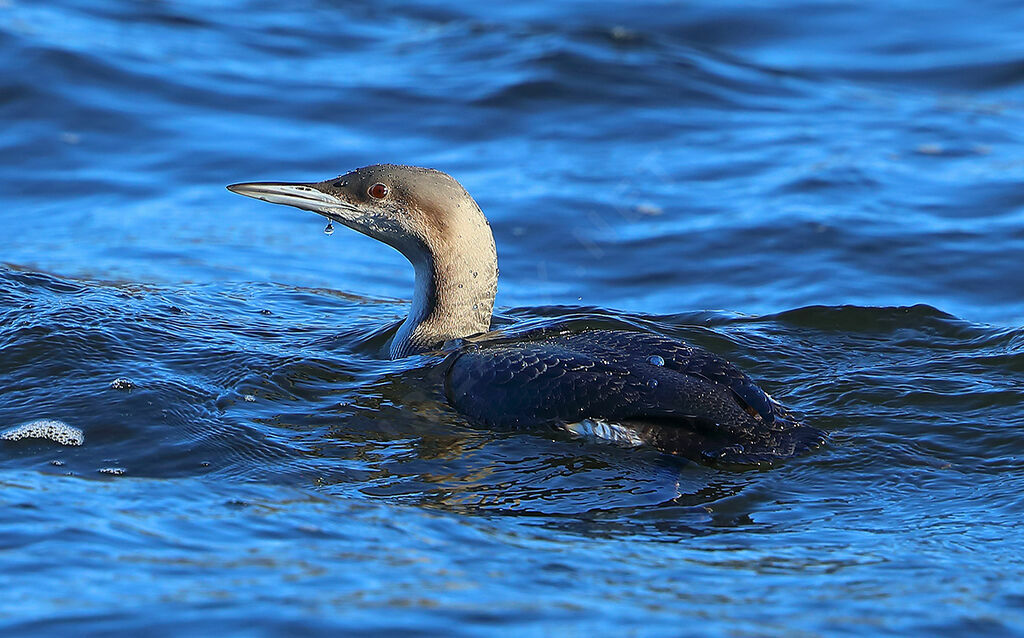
[{"x1": 228, "y1": 165, "x2": 824, "y2": 467}]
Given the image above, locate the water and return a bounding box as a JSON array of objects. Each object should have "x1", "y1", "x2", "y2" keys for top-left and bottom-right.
[{"x1": 2, "y1": 0, "x2": 1024, "y2": 634}]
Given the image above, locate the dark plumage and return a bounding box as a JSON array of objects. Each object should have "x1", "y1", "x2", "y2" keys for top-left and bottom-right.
[{"x1": 445, "y1": 329, "x2": 824, "y2": 466}]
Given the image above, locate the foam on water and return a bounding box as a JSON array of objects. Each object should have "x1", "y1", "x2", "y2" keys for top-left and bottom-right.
[{"x1": 0, "y1": 420, "x2": 85, "y2": 447}]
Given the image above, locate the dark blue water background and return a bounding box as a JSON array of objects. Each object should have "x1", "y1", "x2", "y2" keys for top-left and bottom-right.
[{"x1": 2, "y1": 1, "x2": 1024, "y2": 635}]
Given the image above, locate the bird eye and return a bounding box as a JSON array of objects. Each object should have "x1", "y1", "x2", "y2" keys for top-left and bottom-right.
[{"x1": 368, "y1": 183, "x2": 389, "y2": 199}]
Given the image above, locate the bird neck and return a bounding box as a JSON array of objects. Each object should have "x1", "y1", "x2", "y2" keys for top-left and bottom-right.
[{"x1": 390, "y1": 221, "x2": 497, "y2": 358}]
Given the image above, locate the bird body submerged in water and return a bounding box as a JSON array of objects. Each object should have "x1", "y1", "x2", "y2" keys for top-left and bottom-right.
[{"x1": 228, "y1": 165, "x2": 824, "y2": 467}]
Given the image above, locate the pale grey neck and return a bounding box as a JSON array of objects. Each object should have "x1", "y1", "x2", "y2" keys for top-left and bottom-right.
[{"x1": 390, "y1": 220, "x2": 497, "y2": 359}]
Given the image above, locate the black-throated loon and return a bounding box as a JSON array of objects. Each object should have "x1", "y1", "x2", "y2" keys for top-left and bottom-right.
[{"x1": 228, "y1": 165, "x2": 824, "y2": 467}]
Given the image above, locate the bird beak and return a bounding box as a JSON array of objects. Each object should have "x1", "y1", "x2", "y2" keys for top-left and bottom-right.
[{"x1": 227, "y1": 181, "x2": 355, "y2": 219}]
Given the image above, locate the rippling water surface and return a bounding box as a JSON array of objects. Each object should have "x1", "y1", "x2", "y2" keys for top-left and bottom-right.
[{"x1": 3, "y1": 1, "x2": 1024, "y2": 635}]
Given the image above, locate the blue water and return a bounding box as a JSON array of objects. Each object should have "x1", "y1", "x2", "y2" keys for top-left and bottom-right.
[{"x1": 3, "y1": 1, "x2": 1024, "y2": 635}]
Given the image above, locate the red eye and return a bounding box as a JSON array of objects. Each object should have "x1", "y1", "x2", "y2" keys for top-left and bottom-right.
[{"x1": 368, "y1": 183, "x2": 389, "y2": 199}]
